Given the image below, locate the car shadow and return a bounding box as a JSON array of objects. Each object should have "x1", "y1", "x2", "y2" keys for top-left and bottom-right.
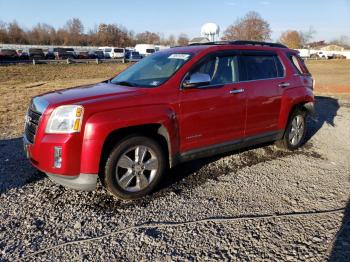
[
  {"x1": 329, "y1": 199, "x2": 350, "y2": 261},
  {"x1": 0, "y1": 137, "x2": 44, "y2": 195},
  {"x1": 305, "y1": 96, "x2": 340, "y2": 142},
  {"x1": 157, "y1": 96, "x2": 340, "y2": 194}
]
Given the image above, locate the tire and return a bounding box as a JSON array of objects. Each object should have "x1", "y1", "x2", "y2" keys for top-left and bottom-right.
[
  {"x1": 103, "y1": 135, "x2": 165, "y2": 200},
  {"x1": 276, "y1": 109, "x2": 307, "y2": 150}
]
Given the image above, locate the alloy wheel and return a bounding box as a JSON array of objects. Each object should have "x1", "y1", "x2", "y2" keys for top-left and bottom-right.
[{"x1": 115, "y1": 146, "x2": 159, "y2": 192}]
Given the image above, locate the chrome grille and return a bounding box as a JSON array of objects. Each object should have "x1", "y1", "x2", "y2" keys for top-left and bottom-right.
[
  {"x1": 24, "y1": 108, "x2": 42, "y2": 144},
  {"x1": 24, "y1": 97, "x2": 49, "y2": 144}
]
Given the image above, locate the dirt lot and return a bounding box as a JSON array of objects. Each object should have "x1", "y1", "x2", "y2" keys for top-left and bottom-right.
[{"x1": 0, "y1": 61, "x2": 349, "y2": 261}]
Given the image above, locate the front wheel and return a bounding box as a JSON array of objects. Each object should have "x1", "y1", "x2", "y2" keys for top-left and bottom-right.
[
  {"x1": 103, "y1": 136, "x2": 165, "y2": 200},
  {"x1": 276, "y1": 109, "x2": 307, "y2": 150}
]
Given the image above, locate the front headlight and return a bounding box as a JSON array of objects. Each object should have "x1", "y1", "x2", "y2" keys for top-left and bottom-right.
[{"x1": 45, "y1": 105, "x2": 84, "y2": 134}]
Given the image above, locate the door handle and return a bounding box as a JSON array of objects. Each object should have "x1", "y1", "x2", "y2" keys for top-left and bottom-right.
[
  {"x1": 278, "y1": 82, "x2": 290, "y2": 88},
  {"x1": 230, "y1": 88, "x2": 245, "y2": 94}
]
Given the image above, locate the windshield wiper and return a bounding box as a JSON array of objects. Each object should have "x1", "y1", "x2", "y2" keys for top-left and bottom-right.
[{"x1": 113, "y1": 81, "x2": 137, "y2": 87}]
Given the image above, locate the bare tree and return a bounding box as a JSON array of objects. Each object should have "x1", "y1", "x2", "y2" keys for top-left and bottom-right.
[
  {"x1": 7, "y1": 21, "x2": 27, "y2": 44},
  {"x1": 177, "y1": 33, "x2": 189, "y2": 46},
  {"x1": 63, "y1": 18, "x2": 84, "y2": 45},
  {"x1": 168, "y1": 34, "x2": 176, "y2": 46},
  {"x1": 135, "y1": 31, "x2": 160, "y2": 44},
  {"x1": 329, "y1": 35, "x2": 350, "y2": 48},
  {"x1": 27, "y1": 23, "x2": 56, "y2": 45},
  {"x1": 96, "y1": 23, "x2": 131, "y2": 47},
  {"x1": 279, "y1": 30, "x2": 302, "y2": 49},
  {"x1": 299, "y1": 26, "x2": 316, "y2": 47},
  {"x1": 222, "y1": 11, "x2": 271, "y2": 41},
  {"x1": 0, "y1": 21, "x2": 8, "y2": 43}
]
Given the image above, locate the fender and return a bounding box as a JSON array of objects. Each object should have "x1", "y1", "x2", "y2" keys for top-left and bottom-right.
[
  {"x1": 278, "y1": 87, "x2": 314, "y2": 131},
  {"x1": 79, "y1": 105, "x2": 179, "y2": 174}
]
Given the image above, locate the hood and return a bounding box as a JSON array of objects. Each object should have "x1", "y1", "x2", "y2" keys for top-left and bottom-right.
[{"x1": 38, "y1": 82, "x2": 141, "y2": 106}]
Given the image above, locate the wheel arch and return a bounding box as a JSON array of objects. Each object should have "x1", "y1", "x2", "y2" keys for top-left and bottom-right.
[
  {"x1": 98, "y1": 124, "x2": 173, "y2": 179},
  {"x1": 281, "y1": 101, "x2": 311, "y2": 135}
]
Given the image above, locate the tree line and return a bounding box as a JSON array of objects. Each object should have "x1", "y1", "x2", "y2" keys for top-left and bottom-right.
[
  {"x1": 221, "y1": 11, "x2": 349, "y2": 49},
  {"x1": 0, "y1": 18, "x2": 190, "y2": 47},
  {"x1": 0, "y1": 12, "x2": 348, "y2": 49}
]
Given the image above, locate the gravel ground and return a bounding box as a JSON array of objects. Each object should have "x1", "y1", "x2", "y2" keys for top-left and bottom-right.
[{"x1": 0, "y1": 96, "x2": 349, "y2": 261}]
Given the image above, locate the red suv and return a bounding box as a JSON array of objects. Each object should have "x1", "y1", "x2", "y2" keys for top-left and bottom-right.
[{"x1": 24, "y1": 41, "x2": 315, "y2": 200}]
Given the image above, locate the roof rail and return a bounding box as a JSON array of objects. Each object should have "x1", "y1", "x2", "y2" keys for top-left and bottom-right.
[
  {"x1": 230, "y1": 40, "x2": 287, "y2": 48},
  {"x1": 188, "y1": 40, "x2": 287, "y2": 48}
]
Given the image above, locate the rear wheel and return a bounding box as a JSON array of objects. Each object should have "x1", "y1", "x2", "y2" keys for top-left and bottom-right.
[
  {"x1": 103, "y1": 135, "x2": 165, "y2": 200},
  {"x1": 276, "y1": 109, "x2": 307, "y2": 150}
]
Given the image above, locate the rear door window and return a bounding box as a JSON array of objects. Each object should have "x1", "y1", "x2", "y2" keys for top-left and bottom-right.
[{"x1": 241, "y1": 54, "x2": 283, "y2": 81}]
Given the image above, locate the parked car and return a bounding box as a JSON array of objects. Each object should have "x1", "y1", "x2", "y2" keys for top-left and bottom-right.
[
  {"x1": 24, "y1": 41, "x2": 315, "y2": 200},
  {"x1": 0, "y1": 49, "x2": 18, "y2": 61},
  {"x1": 65, "y1": 47, "x2": 77, "y2": 58},
  {"x1": 124, "y1": 51, "x2": 142, "y2": 60},
  {"x1": 17, "y1": 49, "x2": 29, "y2": 60},
  {"x1": 53, "y1": 48, "x2": 76, "y2": 60},
  {"x1": 88, "y1": 50, "x2": 105, "y2": 59},
  {"x1": 135, "y1": 44, "x2": 156, "y2": 58},
  {"x1": 310, "y1": 51, "x2": 330, "y2": 59},
  {"x1": 98, "y1": 47, "x2": 125, "y2": 59},
  {"x1": 28, "y1": 48, "x2": 45, "y2": 60},
  {"x1": 45, "y1": 49, "x2": 55, "y2": 60},
  {"x1": 76, "y1": 51, "x2": 89, "y2": 59},
  {"x1": 331, "y1": 54, "x2": 346, "y2": 59}
]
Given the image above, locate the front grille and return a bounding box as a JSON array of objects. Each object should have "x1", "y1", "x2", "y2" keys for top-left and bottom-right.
[{"x1": 24, "y1": 108, "x2": 42, "y2": 143}]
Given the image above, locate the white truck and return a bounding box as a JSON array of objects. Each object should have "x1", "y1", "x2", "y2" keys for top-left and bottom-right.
[
  {"x1": 135, "y1": 44, "x2": 156, "y2": 58},
  {"x1": 98, "y1": 47, "x2": 125, "y2": 59}
]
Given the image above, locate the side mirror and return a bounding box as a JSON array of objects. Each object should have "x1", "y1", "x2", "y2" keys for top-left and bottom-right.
[{"x1": 183, "y1": 73, "x2": 211, "y2": 89}]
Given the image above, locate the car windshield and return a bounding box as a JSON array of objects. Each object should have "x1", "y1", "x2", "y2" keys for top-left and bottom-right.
[{"x1": 111, "y1": 52, "x2": 193, "y2": 87}]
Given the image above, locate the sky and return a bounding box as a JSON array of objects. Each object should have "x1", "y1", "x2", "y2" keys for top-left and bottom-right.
[{"x1": 0, "y1": 0, "x2": 349, "y2": 42}]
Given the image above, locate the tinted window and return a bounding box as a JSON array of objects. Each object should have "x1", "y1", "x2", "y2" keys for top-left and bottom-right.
[
  {"x1": 104, "y1": 48, "x2": 112, "y2": 52},
  {"x1": 189, "y1": 55, "x2": 239, "y2": 85},
  {"x1": 114, "y1": 48, "x2": 124, "y2": 52},
  {"x1": 243, "y1": 55, "x2": 282, "y2": 80},
  {"x1": 146, "y1": 49, "x2": 155, "y2": 53}
]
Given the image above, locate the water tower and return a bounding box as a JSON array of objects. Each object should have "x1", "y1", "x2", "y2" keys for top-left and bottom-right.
[{"x1": 201, "y1": 23, "x2": 220, "y2": 42}]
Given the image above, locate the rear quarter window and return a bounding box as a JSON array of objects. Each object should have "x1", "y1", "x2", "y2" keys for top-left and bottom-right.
[{"x1": 289, "y1": 54, "x2": 310, "y2": 75}]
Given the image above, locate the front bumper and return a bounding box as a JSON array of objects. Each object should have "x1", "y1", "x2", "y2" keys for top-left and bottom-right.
[
  {"x1": 46, "y1": 173, "x2": 97, "y2": 191},
  {"x1": 23, "y1": 135, "x2": 98, "y2": 191}
]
